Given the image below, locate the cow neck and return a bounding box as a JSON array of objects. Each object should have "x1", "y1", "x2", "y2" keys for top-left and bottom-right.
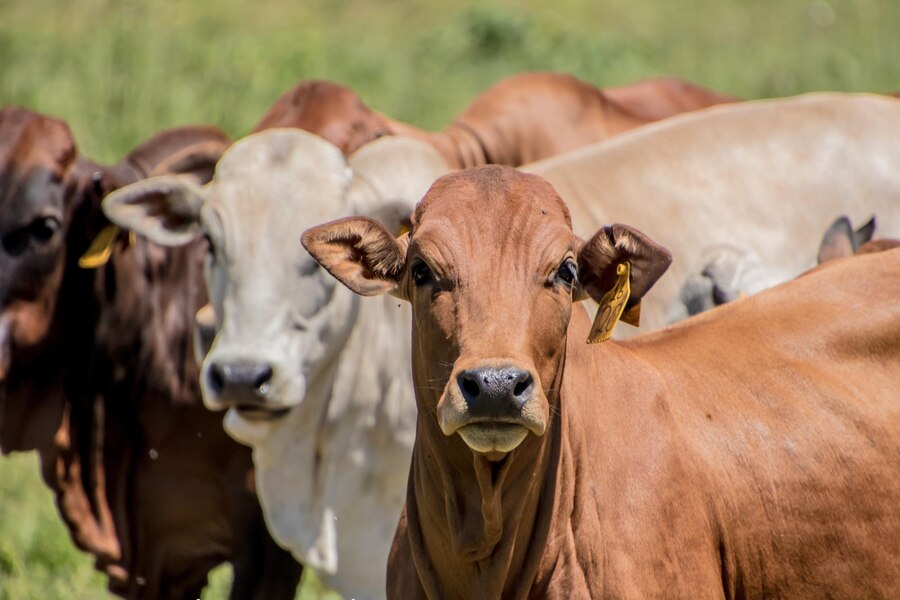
[
  {"x1": 430, "y1": 123, "x2": 490, "y2": 169},
  {"x1": 449, "y1": 87, "x2": 647, "y2": 168},
  {"x1": 403, "y1": 350, "x2": 566, "y2": 599}
]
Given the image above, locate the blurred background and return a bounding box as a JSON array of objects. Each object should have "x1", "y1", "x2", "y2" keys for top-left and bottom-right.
[{"x1": 1, "y1": 0, "x2": 898, "y2": 597}]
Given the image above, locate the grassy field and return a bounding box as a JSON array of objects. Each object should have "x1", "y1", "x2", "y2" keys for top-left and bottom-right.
[{"x1": 1, "y1": 0, "x2": 899, "y2": 597}]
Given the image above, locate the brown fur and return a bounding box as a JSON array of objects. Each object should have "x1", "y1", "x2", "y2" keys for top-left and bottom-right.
[
  {"x1": 304, "y1": 166, "x2": 900, "y2": 599},
  {"x1": 0, "y1": 107, "x2": 300, "y2": 598},
  {"x1": 255, "y1": 74, "x2": 735, "y2": 167}
]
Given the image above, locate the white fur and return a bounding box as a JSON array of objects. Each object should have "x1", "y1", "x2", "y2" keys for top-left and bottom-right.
[
  {"x1": 524, "y1": 93, "x2": 900, "y2": 333},
  {"x1": 204, "y1": 133, "x2": 447, "y2": 598}
]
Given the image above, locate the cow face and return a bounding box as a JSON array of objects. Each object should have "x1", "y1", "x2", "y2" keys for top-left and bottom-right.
[
  {"x1": 253, "y1": 80, "x2": 390, "y2": 156},
  {"x1": 304, "y1": 166, "x2": 670, "y2": 458},
  {"x1": 103, "y1": 130, "x2": 365, "y2": 438},
  {"x1": 0, "y1": 108, "x2": 81, "y2": 383}
]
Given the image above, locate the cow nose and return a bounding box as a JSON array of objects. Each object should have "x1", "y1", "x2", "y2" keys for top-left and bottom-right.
[
  {"x1": 207, "y1": 361, "x2": 273, "y2": 397},
  {"x1": 457, "y1": 367, "x2": 534, "y2": 417}
]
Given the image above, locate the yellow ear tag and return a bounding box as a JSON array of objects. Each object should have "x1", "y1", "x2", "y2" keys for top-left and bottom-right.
[
  {"x1": 396, "y1": 222, "x2": 411, "y2": 236},
  {"x1": 586, "y1": 262, "x2": 632, "y2": 344},
  {"x1": 78, "y1": 224, "x2": 121, "y2": 269}
]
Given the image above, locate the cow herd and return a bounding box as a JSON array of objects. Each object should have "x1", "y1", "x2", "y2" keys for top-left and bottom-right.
[{"x1": 0, "y1": 71, "x2": 898, "y2": 599}]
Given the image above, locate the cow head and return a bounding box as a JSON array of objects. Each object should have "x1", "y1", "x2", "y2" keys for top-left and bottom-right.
[
  {"x1": 103, "y1": 130, "x2": 447, "y2": 445},
  {"x1": 674, "y1": 215, "x2": 877, "y2": 320},
  {"x1": 253, "y1": 80, "x2": 391, "y2": 156},
  {"x1": 304, "y1": 166, "x2": 671, "y2": 458},
  {"x1": 0, "y1": 108, "x2": 83, "y2": 386}
]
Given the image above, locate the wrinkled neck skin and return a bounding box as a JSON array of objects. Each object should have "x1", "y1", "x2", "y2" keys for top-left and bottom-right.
[
  {"x1": 397, "y1": 335, "x2": 566, "y2": 599},
  {"x1": 382, "y1": 85, "x2": 644, "y2": 170},
  {"x1": 234, "y1": 284, "x2": 414, "y2": 599}
]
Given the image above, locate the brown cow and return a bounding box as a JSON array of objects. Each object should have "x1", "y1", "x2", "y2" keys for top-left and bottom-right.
[
  {"x1": 304, "y1": 166, "x2": 900, "y2": 599},
  {"x1": 254, "y1": 73, "x2": 734, "y2": 166},
  {"x1": 0, "y1": 107, "x2": 301, "y2": 598},
  {"x1": 604, "y1": 76, "x2": 739, "y2": 121}
]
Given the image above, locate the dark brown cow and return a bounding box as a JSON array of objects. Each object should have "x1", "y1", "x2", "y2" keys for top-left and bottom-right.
[
  {"x1": 304, "y1": 166, "x2": 900, "y2": 599},
  {"x1": 0, "y1": 107, "x2": 301, "y2": 599},
  {"x1": 254, "y1": 73, "x2": 734, "y2": 166}
]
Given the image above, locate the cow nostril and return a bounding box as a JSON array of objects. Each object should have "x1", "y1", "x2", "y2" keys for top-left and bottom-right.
[
  {"x1": 513, "y1": 372, "x2": 533, "y2": 398},
  {"x1": 459, "y1": 373, "x2": 481, "y2": 401},
  {"x1": 253, "y1": 365, "x2": 273, "y2": 392},
  {"x1": 208, "y1": 363, "x2": 225, "y2": 395}
]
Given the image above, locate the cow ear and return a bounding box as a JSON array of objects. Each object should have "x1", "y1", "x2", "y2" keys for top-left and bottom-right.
[
  {"x1": 577, "y1": 224, "x2": 671, "y2": 342},
  {"x1": 102, "y1": 175, "x2": 206, "y2": 247},
  {"x1": 852, "y1": 216, "x2": 876, "y2": 251},
  {"x1": 302, "y1": 217, "x2": 408, "y2": 298},
  {"x1": 149, "y1": 138, "x2": 229, "y2": 184},
  {"x1": 817, "y1": 216, "x2": 855, "y2": 264}
]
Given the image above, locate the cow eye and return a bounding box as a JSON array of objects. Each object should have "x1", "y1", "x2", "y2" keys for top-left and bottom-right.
[
  {"x1": 556, "y1": 258, "x2": 578, "y2": 288},
  {"x1": 411, "y1": 259, "x2": 434, "y2": 287},
  {"x1": 29, "y1": 216, "x2": 60, "y2": 243},
  {"x1": 3, "y1": 216, "x2": 61, "y2": 254}
]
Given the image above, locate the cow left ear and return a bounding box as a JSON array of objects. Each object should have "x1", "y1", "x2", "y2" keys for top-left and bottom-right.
[
  {"x1": 302, "y1": 217, "x2": 409, "y2": 298},
  {"x1": 577, "y1": 224, "x2": 672, "y2": 342}
]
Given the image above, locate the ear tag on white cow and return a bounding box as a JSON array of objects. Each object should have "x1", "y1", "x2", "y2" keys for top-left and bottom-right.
[
  {"x1": 78, "y1": 224, "x2": 121, "y2": 269},
  {"x1": 587, "y1": 262, "x2": 632, "y2": 344}
]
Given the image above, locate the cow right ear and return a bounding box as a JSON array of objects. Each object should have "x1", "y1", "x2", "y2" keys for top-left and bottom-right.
[
  {"x1": 577, "y1": 224, "x2": 672, "y2": 342},
  {"x1": 302, "y1": 217, "x2": 409, "y2": 299},
  {"x1": 102, "y1": 175, "x2": 206, "y2": 247}
]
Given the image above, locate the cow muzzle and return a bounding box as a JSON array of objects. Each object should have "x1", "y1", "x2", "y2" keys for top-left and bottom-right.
[
  {"x1": 203, "y1": 359, "x2": 289, "y2": 421},
  {"x1": 438, "y1": 360, "x2": 548, "y2": 454}
]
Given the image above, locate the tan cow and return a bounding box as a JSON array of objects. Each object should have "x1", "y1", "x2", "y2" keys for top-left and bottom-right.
[
  {"x1": 523, "y1": 92, "x2": 900, "y2": 332},
  {"x1": 304, "y1": 165, "x2": 900, "y2": 599},
  {"x1": 254, "y1": 73, "x2": 733, "y2": 167}
]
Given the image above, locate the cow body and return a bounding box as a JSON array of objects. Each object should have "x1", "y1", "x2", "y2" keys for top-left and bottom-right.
[
  {"x1": 523, "y1": 92, "x2": 900, "y2": 330},
  {"x1": 103, "y1": 131, "x2": 451, "y2": 599},
  {"x1": 0, "y1": 107, "x2": 300, "y2": 598},
  {"x1": 303, "y1": 166, "x2": 900, "y2": 599}
]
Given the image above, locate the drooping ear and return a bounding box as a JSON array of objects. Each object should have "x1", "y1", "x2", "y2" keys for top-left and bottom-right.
[
  {"x1": 301, "y1": 217, "x2": 408, "y2": 298},
  {"x1": 101, "y1": 175, "x2": 206, "y2": 247},
  {"x1": 577, "y1": 224, "x2": 672, "y2": 341}
]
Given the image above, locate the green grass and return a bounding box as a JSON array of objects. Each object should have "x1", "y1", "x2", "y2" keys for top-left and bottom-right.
[
  {"x1": 1, "y1": 0, "x2": 899, "y2": 597},
  {"x1": 0, "y1": 453, "x2": 340, "y2": 599}
]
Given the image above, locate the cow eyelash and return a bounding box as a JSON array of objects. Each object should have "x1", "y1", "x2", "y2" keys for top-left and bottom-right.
[
  {"x1": 411, "y1": 259, "x2": 434, "y2": 287},
  {"x1": 555, "y1": 258, "x2": 578, "y2": 288}
]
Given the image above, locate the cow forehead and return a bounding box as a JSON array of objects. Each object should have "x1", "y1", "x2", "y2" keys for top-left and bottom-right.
[
  {"x1": 411, "y1": 166, "x2": 575, "y2": 262},
  {"x1": 205, "y1": 129, "x2": 351, "y2": 227},
  {"x1": 0, "y1": 107, "x2": 76, "y2": 177}
]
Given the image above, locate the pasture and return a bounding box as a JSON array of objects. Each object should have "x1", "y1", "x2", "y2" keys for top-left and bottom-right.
[{"x1": 1, "y1": 0, "x2": 899, "y2": 598}]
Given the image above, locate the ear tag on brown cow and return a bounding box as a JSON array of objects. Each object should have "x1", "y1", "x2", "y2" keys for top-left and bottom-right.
[
  {"x1": 78, "y1": 224, "x2": 121, "y2": 269},
  {"x1": 587, "y1": 262, "x2": 632, "y2": 344}
]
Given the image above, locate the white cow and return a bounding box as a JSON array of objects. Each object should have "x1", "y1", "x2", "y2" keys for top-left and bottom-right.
[
  {"x1": 103, "y1": 130, "x2": 450, "y2": 599},
  {"x1": 524, "y1": 92, "x2": 900, "y2": 332}
]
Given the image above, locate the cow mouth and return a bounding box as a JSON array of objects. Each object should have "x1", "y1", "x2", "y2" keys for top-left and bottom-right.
[
  {"x1": 457, "y1": 422, "x2": 529, "y2": 454},
  {"x1": 233, "y1": 404, "x2": 292, "y2": 421}
]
